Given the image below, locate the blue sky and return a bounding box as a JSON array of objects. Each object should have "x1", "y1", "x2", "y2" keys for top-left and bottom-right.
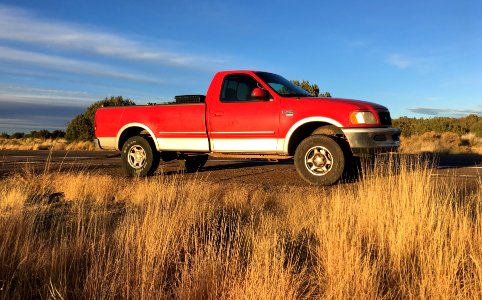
[{"x1": 0, "y1": 0, "x2": 481, "y2": 133}]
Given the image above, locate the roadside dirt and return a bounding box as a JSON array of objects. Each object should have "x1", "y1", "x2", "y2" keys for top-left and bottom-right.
[{"x1": 1, "y1": 150, "x2": 481, "y2": 190}]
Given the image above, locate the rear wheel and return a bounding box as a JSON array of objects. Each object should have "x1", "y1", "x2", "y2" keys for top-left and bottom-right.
[
  {"x1": 183, "y1": 155, "x2": 209, "y2": 173},
  {"x1": 294, "y1": 135, "x2": 345, "y2": 185},
  {"x1": 121, "y1": 136, "x2": 160, "y2": 177}
]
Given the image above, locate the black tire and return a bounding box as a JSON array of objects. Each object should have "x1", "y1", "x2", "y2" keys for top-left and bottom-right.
[
  {"x1": 183, "y1": 155, "x2": 208, "y2": 173},
  {"x1": 121, "y1": 136, "x2": 160, "y2": 177},
  {"x1": 294, "y1": 135, "x2": 345, "y2": 185}
]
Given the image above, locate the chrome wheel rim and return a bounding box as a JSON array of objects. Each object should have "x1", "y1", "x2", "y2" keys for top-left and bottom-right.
[
  {"x1": 304, "y1": 146, "x2": 333, "y2": 176},
  {"x1": 127, "y1": 145, "x2": 147, "y2": 169}
]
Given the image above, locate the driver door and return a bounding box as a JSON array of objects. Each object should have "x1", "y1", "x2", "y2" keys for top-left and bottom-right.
[{"x1": 208, "y1": 74, "x2": 280, "y2": 152}]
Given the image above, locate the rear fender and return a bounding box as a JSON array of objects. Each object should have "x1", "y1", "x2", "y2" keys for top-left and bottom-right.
[{"x1": 116, "y1": 123, "x2": 159, "y2": 151}]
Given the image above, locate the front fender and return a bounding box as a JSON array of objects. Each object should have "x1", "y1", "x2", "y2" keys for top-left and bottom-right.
[{"x1": 283, "y1": 117, "x2": 343, "y2": 153}]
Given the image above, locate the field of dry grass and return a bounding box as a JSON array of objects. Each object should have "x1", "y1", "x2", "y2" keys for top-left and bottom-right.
[
  {"x1": 1, "y1": 156, "x2": 481, "y2": 299},
  {"x1": 0, "y1": 138, "x2": 95, "y2": 151},
  {"x1": 400, "y1": 132, "x2": 482, "y2": 155}
]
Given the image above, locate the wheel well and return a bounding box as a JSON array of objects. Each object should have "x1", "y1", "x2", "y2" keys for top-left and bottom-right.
[
  {"x1": 287, "y1": 122, "x2": 345, "y2": 155},
  {"x1": 118, "y1": 127, "x2": 154, "y2": 150}
]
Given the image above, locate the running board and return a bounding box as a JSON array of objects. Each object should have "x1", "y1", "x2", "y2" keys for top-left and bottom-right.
[{"x1": 208, "y1": 153, "x2": 293, "y2": 160}]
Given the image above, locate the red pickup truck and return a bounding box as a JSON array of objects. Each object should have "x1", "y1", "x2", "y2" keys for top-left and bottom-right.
[{"x1": 95, "y1": 70, "x2": 400, "y2": 185}]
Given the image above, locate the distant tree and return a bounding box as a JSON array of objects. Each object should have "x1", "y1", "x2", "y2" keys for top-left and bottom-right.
[
  {"x1": 21, "y1": 129, "x2": 65, "y2": 139},
  {"x1": 392, "y1": 117, "x2": 416, "y2": 137},
  {"x1": 25, "y1": 131, "x2": 37, "y2": 138},
  {"x1": 40, "y1": 129, "x2": 53, "y2": 138},
  {"x1": 26, "y1": 129, "x2": 53, "y2": 139},
  {"x1": 460, "y1": 114, "x2": 482, "y2": 137},
  {"x1": 66, "y1": 96, "x2": 135, "y2": 141},
  {"x1": 471, "y1": 121, "x2": 482, "y2": 137},
  {"x1": 291, "y1": 80, "x2": 331, "y2": 97},
  {"x1": 291, "y1": 80, "x2": 319, "y2": 96},
  {"x1": 1, "y1": 132, "x2": 10, "y2": 139},
  {"x1": 51, "y1": 130, "x2": 66, "y2": 138},
  {"x1": 11, "y1": 132, "x2": 25, "y2": 139}
]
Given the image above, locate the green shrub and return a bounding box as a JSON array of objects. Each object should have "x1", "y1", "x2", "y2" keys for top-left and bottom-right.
[
  {"x1": 65, "y1": 114, "x2": 93, "y2": 142},
  {"x1": 66, "y1": 96, "x2": 135, "y2": 142}
]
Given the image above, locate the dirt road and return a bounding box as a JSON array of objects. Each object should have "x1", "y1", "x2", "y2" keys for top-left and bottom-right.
[{"x1": 1, "y1": 150, "x2": 481, "y2": 188}]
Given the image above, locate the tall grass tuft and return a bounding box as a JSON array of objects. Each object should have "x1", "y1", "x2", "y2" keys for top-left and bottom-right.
[{"x1": 0, "y1": 155, "x2": 481, "y2": 299}]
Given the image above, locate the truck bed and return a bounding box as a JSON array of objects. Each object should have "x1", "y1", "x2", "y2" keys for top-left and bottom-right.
[{"x1": 95, "y1": 103, "x2": 209, "y2": 151}]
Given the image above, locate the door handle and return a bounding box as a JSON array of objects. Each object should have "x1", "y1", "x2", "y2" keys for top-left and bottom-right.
[{"x1": 213, "y1": 112, "x2": 224, "y2": 117}]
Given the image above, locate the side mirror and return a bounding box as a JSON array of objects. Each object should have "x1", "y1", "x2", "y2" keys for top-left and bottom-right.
[{"x1": 251, "y1": 88, "x2": 268, "y2": 100}]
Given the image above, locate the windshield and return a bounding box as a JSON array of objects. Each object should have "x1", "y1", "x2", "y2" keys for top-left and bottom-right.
[{"x1": 255, "y1": 72, "x2": 314, "y2": 97}]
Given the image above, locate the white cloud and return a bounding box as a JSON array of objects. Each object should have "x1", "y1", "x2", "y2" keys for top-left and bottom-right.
[
  {"x1": 0, "y1": 116, "x2": 70, "y2": 130},
  {"x1": 386, "y1": 54, "x2": 415, "y2": 69},
  {"x1": 0, "y1": 46, "x2": 163, "y2": 84},
  {"x1": 0, "y1": 85, "x2": 93, "y2": 107},
  {"x1": 0, "y1": 4, "x2": 226, "y2": 68},
  {"x1": 408, "y1": 106, "x2": 482, "y2": 116}
]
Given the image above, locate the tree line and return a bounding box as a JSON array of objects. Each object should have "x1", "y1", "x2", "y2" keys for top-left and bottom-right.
[
  {"x1": 1, "y1": 129, "x2": 66, "y2": 139},
  {"x1": 393, "y1": 115, "x2": 482, "y2": 137},
  {"x1": 291, "y1": 80, "x2": 331, "y2": 97}
]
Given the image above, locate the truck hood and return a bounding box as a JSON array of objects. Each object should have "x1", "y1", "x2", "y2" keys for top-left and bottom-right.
[{"x1": 299, "y1": 97, "x2": 388, "y2": 111}]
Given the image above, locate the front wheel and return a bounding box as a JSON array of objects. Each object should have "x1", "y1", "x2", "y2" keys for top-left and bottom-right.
[
  {"x1": 294, "y1": 135, "x2": 345, "y2": 185},
  {"x1": 121, "y1": 136, "x2": 160, "y2": 177}
]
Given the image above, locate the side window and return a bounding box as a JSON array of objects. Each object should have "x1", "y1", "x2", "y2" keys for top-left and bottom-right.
[{"x1": 220, "y1": 75, "x2": 259, "y2": 102}]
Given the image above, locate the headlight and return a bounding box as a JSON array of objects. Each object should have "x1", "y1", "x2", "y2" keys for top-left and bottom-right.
[{"x1": 349, "y1": 111, "x2": 378, "y2": 125}]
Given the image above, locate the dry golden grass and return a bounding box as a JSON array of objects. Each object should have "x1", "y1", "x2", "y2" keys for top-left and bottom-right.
[
  {"x1": 0, "y1": 138, "x2": 95, "y2": 151},
  {"x1": 0, "y1": 156, "x2": 481, "y2": 299},
  {"x1": 400, "y1": 132, "x2": 482, "y2": 154}
]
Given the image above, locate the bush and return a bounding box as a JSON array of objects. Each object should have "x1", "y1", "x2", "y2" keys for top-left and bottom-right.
[
  {"x1": 10, "y1": 132, "x2": 25, "y2": 139},
  {"x1": 51, "y1": 130, "x2": 66, "y2": 139},
  {"x1": 65, "y1": 115, "x2": 93, "y2": 142},
  {"x1": 66, "y1": 96, "x2": 135, "y2": 142},
  {"x1": 26, "y1": 129, "x2": 53, "y2": 139}
]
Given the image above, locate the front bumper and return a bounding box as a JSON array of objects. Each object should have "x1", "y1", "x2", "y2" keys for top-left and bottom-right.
[{"x1": 342, "y1": 127, "x2": 401, "y2": 156}]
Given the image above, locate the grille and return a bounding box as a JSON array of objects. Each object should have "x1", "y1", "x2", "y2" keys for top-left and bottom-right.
[{"x1": 378, "y1": 111, "x2": 392, "y2": 126}]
